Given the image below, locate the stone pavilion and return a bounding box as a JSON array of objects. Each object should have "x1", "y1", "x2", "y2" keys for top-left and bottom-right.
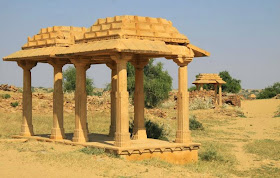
[
  {"x1": 192, "y1": 73, "x2": 226, "y2": 106},
  {"x1": 3, "y1": 15, "x2": 210, "y2": 163}
]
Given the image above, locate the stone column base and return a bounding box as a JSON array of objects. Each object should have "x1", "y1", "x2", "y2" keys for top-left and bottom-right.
[
  {"x1": 73, "y1": 129, "x2": 88, "y2": 142},
  {"x1": 20, "y1": 125, "x2": 34, "y2": 136},
  {"x1": 114, "y1": 133, "x2": 131, "y2": 147},
  {"x1": 175, "y1": 130, "x2": 191, "y2": 143},
  {"x1": 50, "y1": 128, "x2": 65, "y2": 140},
  {"x1": 132, "y1": 129, "x2": 147, "y2": 140},
  {"x1": 109, "y1": 125, "x2": 116, "y2": 137}
]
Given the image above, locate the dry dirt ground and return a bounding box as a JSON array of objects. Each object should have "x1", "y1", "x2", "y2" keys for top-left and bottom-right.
[{"x1": 0, "y1": 90, "x2": 280, "y2": 177}]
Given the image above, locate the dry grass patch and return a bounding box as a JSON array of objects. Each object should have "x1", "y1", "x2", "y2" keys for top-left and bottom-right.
[{"x1": 244, "y1": 139, "x2": 280, "y2": 161}]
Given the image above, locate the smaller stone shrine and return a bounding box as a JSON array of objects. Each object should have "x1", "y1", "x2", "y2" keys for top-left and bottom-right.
[{"x1": 192, "y1": 73, "x2": 226, "y2": 106}]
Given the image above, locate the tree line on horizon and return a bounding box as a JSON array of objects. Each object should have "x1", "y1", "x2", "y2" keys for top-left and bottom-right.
[{"x1": 64, "y1": 60, "x2": 280, "y2": 107}]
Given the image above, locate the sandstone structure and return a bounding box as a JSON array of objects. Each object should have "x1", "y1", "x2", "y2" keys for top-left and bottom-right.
[
  {"x1": 248, "y1": 93, "x2": 257, "y2": 100},
  {"x1": 189, "y1": 90, "x2": 241, "y2": 107},
  {"x1": 192, "y1": 73, "x2": 226, "y2": 106},
  {"x1": 3, "y1": 15, "x2": 210, "y2": 163}
]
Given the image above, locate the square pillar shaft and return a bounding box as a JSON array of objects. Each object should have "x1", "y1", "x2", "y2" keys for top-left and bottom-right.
[
  {"x1": 219, "y1": 84, "x2": 222, "y2": 106},
  {"x1": 200, "y1": 84, "x2": 203, "y2": 91},
  {"x1": 17, "y1": 61, "x2": 37, "y2": 136},
  {"x1": 49, "y1": 60, "x2": 66, "y2": 140},
  {"x1": 175, "y1": 65, "x2": 191, "y2": 143},
  {"x1": 214, "y1": 84, "x2": 218, "y2": 105},
  {"x1": 71, "y1": 59, "x2": 90, "y2": 142},
  {"x1": 111, "y1": 54, "x2": 132, "y2": 147},
  {"x1": 109, "y1": 63, "x2": 117, "y2": 137},
  {"x1": 132, "y1": 60, "x2": 148, "y2": 140}
]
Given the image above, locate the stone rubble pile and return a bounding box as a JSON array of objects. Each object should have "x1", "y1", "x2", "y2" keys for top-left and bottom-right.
[{"x1": 0, "y1": 84, "x2": 18, "y2": 92}]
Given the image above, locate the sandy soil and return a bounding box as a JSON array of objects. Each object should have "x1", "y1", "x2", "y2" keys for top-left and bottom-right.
[{"x1": 0, "y1": 95, "x2": 280, "y2": 177}]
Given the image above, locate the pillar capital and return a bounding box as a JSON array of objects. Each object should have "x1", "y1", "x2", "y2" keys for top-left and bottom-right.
[
  {"x1": 110, "y1": 53, "x2": 133, "y2": 63},
  {"x1": 173, "y1": 56, "x2": 192, "y2": 67},
  {"x1": 17, "y1": 61, "x2": 37, "y2": 70},
  {"x1": 105, "y1": 61, "x2": 116, "y2": 70},
  {"x1": 48, "y1": 59, "x2": 68, "y2": 68},
  {"x1": 70, "y1": 57, "x2": 91, "y2": 69},
  {"x1": 130, "y1": 57, "x2": 149, "y2": 69}
]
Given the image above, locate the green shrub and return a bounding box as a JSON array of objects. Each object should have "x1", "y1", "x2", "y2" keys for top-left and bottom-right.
[
  {"x1": 189, "y1": 115, "x2": 204, "y2": 130},
  {"x1": 10, "y1": 101, "x2": 19, "y2": 107},
  {"x1": 63, "y1": 66, "x2": 94, "y2": 95},
  {"x1": 129, "y1": 119, "x2": 168, "y2": 141},
  {"x1": 257, "y1": 82, "x2": 280, "y2": 99},
  {"x1": 189, "y1": 97, "x2": 213, "y2": 110},
  {"x1": 127, "y1": 59, "x2": 172, "y2": 108},
  {"x1": 1, "y1": 94, "x2": 11, "y2": 99}
]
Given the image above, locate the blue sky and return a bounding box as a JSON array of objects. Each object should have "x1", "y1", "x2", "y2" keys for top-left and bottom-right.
[{"x1": 0, "y1": 0, "x2": 279, "y2": 89}]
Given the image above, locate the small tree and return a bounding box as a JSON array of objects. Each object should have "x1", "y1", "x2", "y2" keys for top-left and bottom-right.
[
  {"x1": 219, "y1": 71, "x2": 241, "y2": 93},
  {"x1": 63, "y1": 66, "x2": 94, "y2": 95},
  {"x1": 127, "y1": 59, "x2": 172, "y2": 108}
]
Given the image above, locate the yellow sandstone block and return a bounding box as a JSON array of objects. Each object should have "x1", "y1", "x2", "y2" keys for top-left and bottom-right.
[
  {"x1": 96, "y1": 31, "x2": 108, "y2": 37},
  {"x1": 138, "y1": 30, "x2": 154, "y2": 37},
  {"x1": 40, "y1": 28, "x2": 47, "y2": 34},
  {"x1": 98, "y1": 18, "x2": 106, "y2": 25},
  {"x1": 111, "y1": 23, "x2": 122, "y2": 29},
  {"x1": 91, "y1": 25, "x2": 101, "y2": 32},
  {"x1": 37, "y1": 40, "x2": 46, "y2": 45},
  {"x1": 47, "y1": 27, "x2": 53, "y2": 32},
  {"x1": 137, "y1": 23, "x2": 151, "y2": 30},
  {"x1": 46, "y1": 39, "x2": 55, "y2": 44},
  {"x1": 102, "y1": 24, "x2": 111, "y2": 30},
  {"x1": 124, "y1": 30, "x2": 137, "y2": 35},
  {"x1": 34, "y1": 35, "x2": 42, "y2": 40},
  {"x1": 151, "y1": 24, "x2": 165, "y2": 32},
  {"x1": 84, "y1": 32, "x2": 96, "y2": 39},
  {"x1": 136, "y1": 16, "x2": 147, "y2": 23},
  {"x1": 106, "y1": 17, "x2": 115, "y2": 23},
  {"x1": 42, "y1": 34, "x2": 50, "y2": 39}
]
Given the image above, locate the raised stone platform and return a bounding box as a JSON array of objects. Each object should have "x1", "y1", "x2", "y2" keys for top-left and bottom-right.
[{"x1": 12, "y1": 133, "x2": 200, "y2": 164}]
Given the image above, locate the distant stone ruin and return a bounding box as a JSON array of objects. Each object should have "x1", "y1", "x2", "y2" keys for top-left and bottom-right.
[
  {"x1": 0, "y1": 84, "x2": 18, "y2": 92},
  {"x1": 189, "y1": 90, "x2": 241, "y2": 107}
]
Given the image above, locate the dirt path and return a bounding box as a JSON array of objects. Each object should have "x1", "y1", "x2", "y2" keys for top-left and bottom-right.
[{"x1": 226, "y1": 99, "x2": 280, "y2": 170}]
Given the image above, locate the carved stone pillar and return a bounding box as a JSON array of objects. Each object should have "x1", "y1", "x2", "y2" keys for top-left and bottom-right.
[
  {"x1": 131, "y1": 59, "x2": 149, "y2": 140},
  {"x1": 199, "y1": 84, "x2": 203, "y2": 91},
  {"x1": 214, "y1": 84, "x2": 218, "y2": 105},
  {"x1": 111, "y1": 53, "x2": 132, "y2": 147},
  {"x1": 219, "y1": 84, "x2": 222, "y2": 106},
  {"x1": 173, "y1": 57, "x2": 192, "y2": 144},
  {"x1": 49, "y1": 59, "x2": 67, "y2": 140},
  {"x1": 17, "y1": 61, "x2": 37, "y2": 136},
  {"x1": 106, "y1": 62, "x2": 117, "y2": 138},
  {"x1": 70, "y1": 58, "x2": 91, "y2": 142}
]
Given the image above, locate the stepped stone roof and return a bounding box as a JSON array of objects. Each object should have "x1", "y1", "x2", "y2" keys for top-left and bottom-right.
[
  {"x1": 192, "y1": 73, "x2": 226, "y2": 84},
  {"x1": 3, "y1": 15, "x2": 210, "y2": 62}
]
